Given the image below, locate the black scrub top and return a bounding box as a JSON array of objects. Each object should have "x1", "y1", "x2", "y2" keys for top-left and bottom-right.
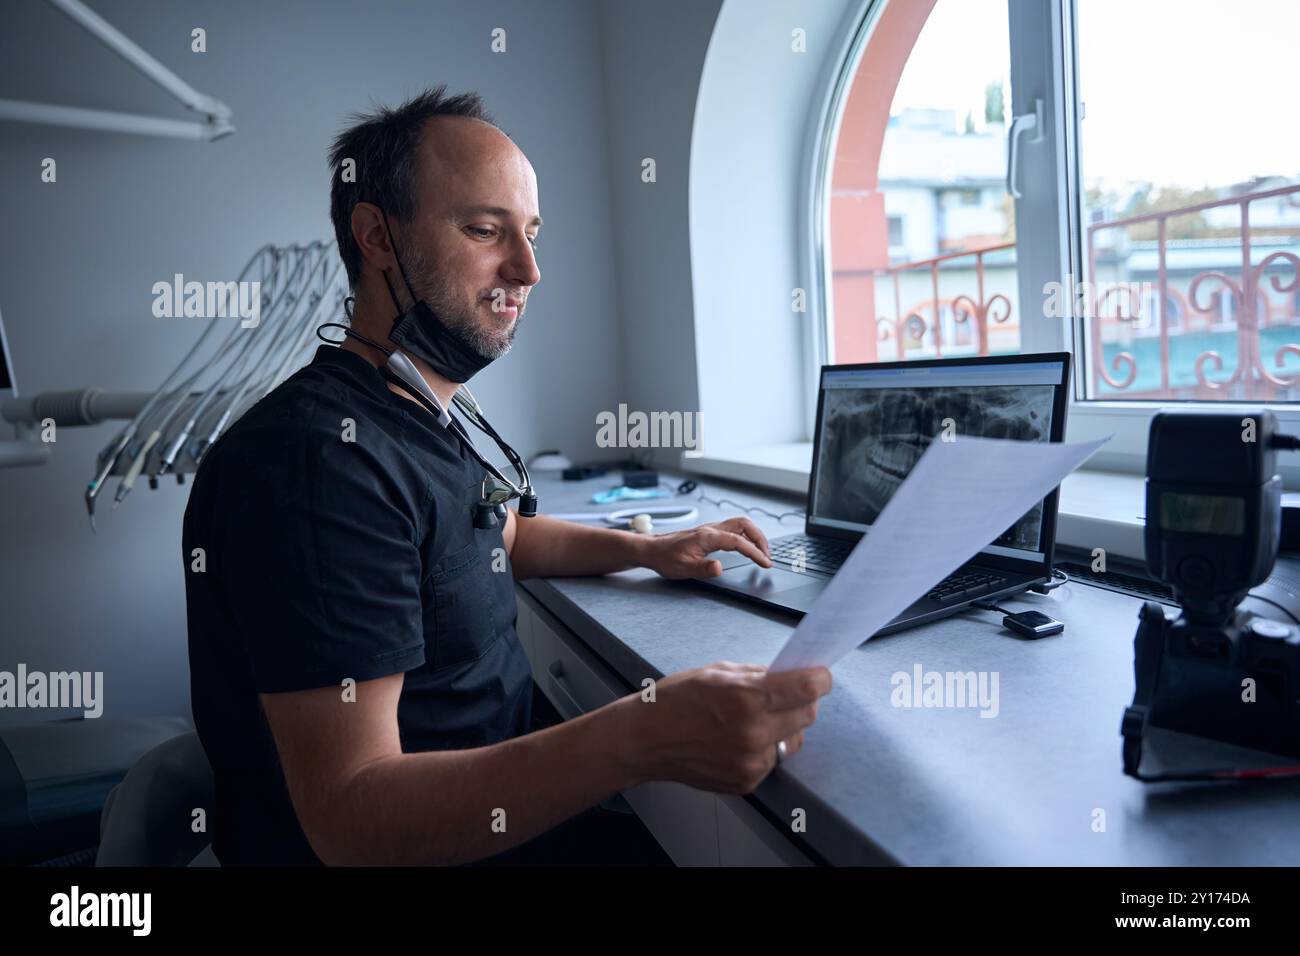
[{"x1": 183, "y1": 344, "x2": 533, "y2": 866}]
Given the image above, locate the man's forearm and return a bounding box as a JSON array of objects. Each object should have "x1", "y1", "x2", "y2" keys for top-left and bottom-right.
[
  {"x1": 509, "y1": 512, "x2": 650, "y2": 578},
  {"x1": 326, "y1": 693, "x2": 648, "y2": 866}
]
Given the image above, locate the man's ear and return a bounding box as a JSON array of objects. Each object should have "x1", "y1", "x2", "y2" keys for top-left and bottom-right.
[{"x1": 351, "y1": 202, "x2": 395, "y2": 279}]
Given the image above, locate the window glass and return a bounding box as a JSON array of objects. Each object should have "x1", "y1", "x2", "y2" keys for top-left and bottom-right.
[
  {"x1": 827, "y1": 0, "x2": 1021, "y2": 364},
  {"x1": 1077, "y1": 0, "x2": 1300, "y2": 401}
]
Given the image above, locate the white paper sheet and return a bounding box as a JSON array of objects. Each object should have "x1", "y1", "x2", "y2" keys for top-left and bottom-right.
[{"x1": 770, "y1": 435, "x2": 1111, "y2": 671}]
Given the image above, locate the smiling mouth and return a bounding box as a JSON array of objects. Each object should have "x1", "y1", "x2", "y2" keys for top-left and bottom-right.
[{"x1": 482, "y1": 297, "x2": 523, "y2": 315}]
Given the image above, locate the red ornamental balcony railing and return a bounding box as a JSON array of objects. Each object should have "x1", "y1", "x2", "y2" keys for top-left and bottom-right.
[
  {"x1": 872, "y1": 242, "x2": 1015, "y2": 358},
  {"x1": 1087, "y1": 182, "x2": 1300, "y2": 398}
]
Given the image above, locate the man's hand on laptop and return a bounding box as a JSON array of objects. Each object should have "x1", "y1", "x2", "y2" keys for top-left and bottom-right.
[
  {"x1": 641, "y1": 517, "x2": 772, "y2": 579},
  {"x1": 624, "y1": 661, "x2": 832, "y2": 793}
]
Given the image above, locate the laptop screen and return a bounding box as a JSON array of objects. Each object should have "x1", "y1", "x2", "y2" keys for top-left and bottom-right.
[{"x1": 808, "y1": 355, "x2": 1069, "y2": 563}]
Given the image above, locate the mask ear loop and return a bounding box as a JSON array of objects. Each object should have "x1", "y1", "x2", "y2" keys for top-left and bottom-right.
[
  {"x1": 378, "y1": 208, "x2": 422, "y2": 317},
  {"x1": 367, "y1": 209, "x2": 452, "y2": 417}
]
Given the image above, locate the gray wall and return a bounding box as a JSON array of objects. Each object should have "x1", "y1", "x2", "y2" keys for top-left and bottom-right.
[
  {"x1": 0, "y1": 0, "x2": 652, "y2": 724},
  {"x1": 597, "y1": 0, "x2": 724, "y2": 467}
]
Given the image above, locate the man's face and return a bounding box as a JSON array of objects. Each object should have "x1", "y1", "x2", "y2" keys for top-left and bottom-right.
[{"x1": 394, "y1": 117, "x2": 542, "y2": 360}]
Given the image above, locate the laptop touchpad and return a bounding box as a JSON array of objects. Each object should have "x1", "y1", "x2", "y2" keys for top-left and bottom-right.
[{"x1": 716, "y1": 564, "x2": 825, "y2": 595}]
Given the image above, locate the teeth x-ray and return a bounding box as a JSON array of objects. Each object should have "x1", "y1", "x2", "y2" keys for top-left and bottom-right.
[{"x1": 812, "y1": 384, "x2": 1056, "y2": 551}]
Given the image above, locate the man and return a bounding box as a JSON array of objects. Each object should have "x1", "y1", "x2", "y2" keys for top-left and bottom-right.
[{"x1": 182, "y1": 86, "x2": 831, "y2": 866}]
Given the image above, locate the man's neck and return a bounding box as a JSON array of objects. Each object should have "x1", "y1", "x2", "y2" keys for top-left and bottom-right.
[{"x1": 340, "y1": 316, "x2": 460, "y2": 412}]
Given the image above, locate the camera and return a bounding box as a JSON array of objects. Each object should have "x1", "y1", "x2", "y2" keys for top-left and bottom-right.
[{"x1": 1122, "y1": 410, "x2": 1300, "y2": 775}]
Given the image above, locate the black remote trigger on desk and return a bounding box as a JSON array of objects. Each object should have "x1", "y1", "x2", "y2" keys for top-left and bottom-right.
[{"x1": 1002, "y1": 610, "x2": 1064, "y2": 639}]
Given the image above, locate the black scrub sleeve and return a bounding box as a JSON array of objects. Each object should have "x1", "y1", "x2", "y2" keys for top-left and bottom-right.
[{"x1": 209, "y1": 421, "x2": 427, "y2": 693}]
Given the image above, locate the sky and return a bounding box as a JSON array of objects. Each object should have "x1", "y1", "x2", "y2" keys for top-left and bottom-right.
[{"x1": 889, "y1": 0, "x2": 1300, "y2": 192}]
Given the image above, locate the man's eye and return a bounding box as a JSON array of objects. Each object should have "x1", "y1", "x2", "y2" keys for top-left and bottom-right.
[
  {"x1": 468, "y1": 226, "x2": 496, "y2": 239},
  {"x1": 527, "y1": 236, "x2": 539, "y2": 251}
]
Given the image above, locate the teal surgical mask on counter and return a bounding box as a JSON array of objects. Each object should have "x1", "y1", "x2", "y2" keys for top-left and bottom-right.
[{"x1": 591, "y1": 485, "x2": 673, "y2": 504}]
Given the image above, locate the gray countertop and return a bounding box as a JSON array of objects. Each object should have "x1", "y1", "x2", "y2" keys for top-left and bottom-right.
[{"x1": 518, "y1": 469, "x2": 1300, "y2": 866}]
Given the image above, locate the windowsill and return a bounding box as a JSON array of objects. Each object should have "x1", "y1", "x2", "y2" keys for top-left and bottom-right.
[
  {"x1": 682, "y1": 444, "x2": 814, "y2": 494},
  {"x1": 683, "y1": 443, "x2": 1147, "y2": 562}
]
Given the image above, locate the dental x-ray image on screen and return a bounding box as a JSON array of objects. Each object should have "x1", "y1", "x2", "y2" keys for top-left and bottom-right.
[{"x1": 811, "y1": 382, "x2": 1055, "y2": 551}]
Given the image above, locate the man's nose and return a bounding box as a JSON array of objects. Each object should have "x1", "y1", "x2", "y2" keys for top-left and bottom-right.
[{"x1": 502, "y1": 233, "x2": 541, "y2": 289}]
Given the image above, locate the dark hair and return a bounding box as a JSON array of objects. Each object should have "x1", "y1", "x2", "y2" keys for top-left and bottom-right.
[{"x1": 328, "y1": 85, "x2": 494, "y2": 290}]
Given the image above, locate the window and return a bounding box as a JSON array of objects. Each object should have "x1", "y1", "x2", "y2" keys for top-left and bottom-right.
[
  {"x1": 685, "y1": 0, "x2": 1300, "y2": 490},
  {"x1": 826, "y1": 0, "x2": 1021, "y2": 366},
  {"x1": 809, "y1": 0, "x2": 1300, "y2": 487},
  {"x1": 887, "y1": 214, "x2": 904, "y2": 248}
]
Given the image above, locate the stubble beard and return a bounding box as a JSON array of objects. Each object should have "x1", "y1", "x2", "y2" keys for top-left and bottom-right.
[{"x1": 402, "y1": 243, "x2": 520, "y2": 361}]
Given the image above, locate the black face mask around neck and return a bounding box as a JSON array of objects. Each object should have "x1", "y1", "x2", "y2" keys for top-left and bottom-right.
[
  {"x1": 387, "y1": 298, "x2": 492, "y2": 385},
  {"x1": 380, "y1": 212, "x2": 494, "y2": 384}
]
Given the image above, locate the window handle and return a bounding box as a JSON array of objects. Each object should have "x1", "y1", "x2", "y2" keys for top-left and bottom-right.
[{"x1": 1006, "y1": 98, "x2": 1044, "y2": 199}]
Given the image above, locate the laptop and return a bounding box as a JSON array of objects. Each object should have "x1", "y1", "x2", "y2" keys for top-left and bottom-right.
[
  {"x1": 700, "y1": 352, "x2": 1072, "y2": 636},
  {"x1": 0, "y1": 304, "x2": 14, "y2": 401}
]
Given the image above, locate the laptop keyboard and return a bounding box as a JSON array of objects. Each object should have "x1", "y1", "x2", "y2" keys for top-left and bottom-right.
[
  {"x1": 768, "y1": 534, "x2": 1009, "y2": 603},
  {"x1": 922, "y1": 569, "x2": 1010, "y2": 602},
  {"x1": 769, "y1": 534, "x2": 855, "y2": 575}
]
